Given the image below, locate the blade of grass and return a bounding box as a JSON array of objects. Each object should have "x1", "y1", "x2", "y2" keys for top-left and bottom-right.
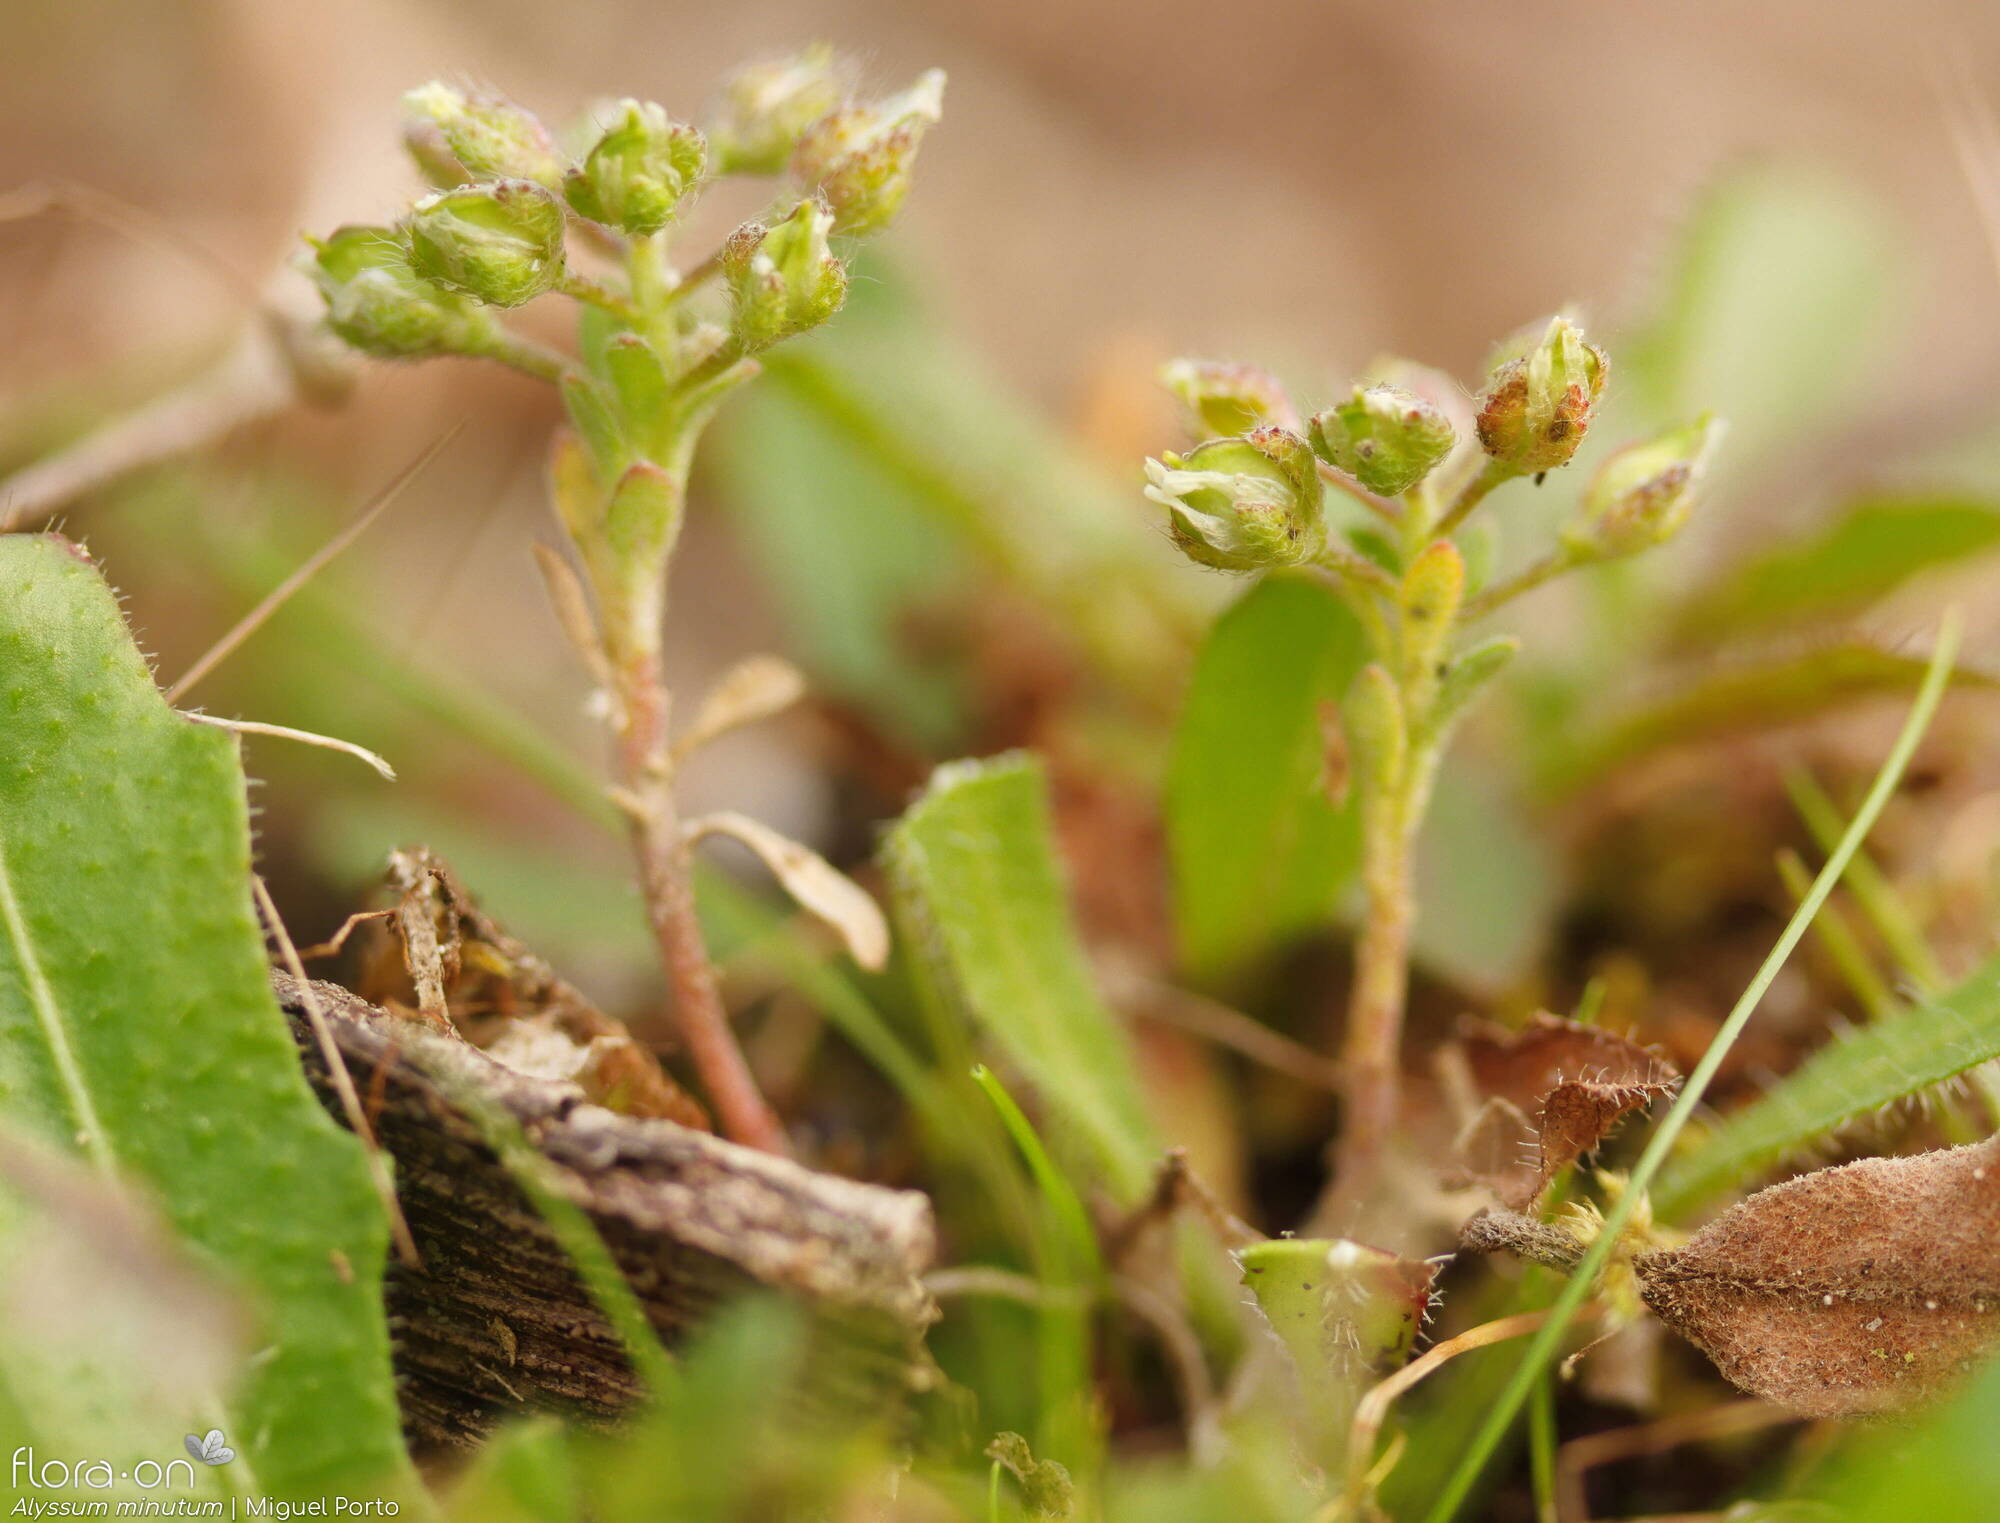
[
  {"x1": 1775, "y1": 849, "x2": 1898, "y2": 1022},
  {"x1": 1425, "y1": 607, "x2": 1962, "y2": 1523},
  {"x1": 1785, "y1": 767, "x2": 1946, "y2": 992}
]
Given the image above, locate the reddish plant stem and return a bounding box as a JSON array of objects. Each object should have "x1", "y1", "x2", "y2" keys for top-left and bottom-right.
[{"x1": 613, "y1": 644, "x2": 788, "y2": 1155}]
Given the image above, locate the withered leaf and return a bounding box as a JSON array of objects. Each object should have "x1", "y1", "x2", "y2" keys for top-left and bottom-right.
[
  {"x1": 1636, "y1": 1136, "x2": 2000, "y2": 1418},
  {"x1": 1451, "y1": 1013, "x2": 1678, "y2": 1208}
]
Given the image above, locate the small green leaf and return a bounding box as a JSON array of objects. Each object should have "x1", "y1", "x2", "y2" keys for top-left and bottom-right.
[
  {"x1": 1673, "y1": 493, "x2": 2000, "y2": 641},
  {"x1": 602, "y1": 459, "x2": 680, "y2": 563},
  {"x1": 0, "y1": 535, "x2": 413, "y2": 1499},
  {"x1": 1237, "y1": 1237, "x2": 1437, "y2": 1459},
  {"x1": 1166, "y1": 573, "x2": 1366, "y2": 985},
  {"x1": 882, "y1": 754, "x2": 1158, "y2": 1202},
  {"x1": 1654, "y1": 952, "x2": 2000, "y2": 1218},
  {"x1": 602, "y1": 334, "x2": 671, "y2": 440},
  {"x1": 1430, "y1": 636, "x2": 1519, "y2": 737},
  {"x1": 559, "y1": 369, "x2": 629, "y2": 481}
]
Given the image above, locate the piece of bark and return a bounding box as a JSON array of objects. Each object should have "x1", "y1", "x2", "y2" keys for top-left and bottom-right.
[{"x1": 273, "y1": 972, "x2": 937, "y2": 1448}]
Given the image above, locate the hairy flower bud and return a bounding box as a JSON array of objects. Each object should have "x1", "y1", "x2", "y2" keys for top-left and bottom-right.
[
  {"x1": 1160, "y1": 358, "x2": 1296, "y2": 435},
  {"x1": 404, "y1": 180, "x2": 566, "y2": 308},
  {"x1": 1565, "y1": 415, "x2": 1726, "y2": 559},
  {"x1": 1309, "y1": 384, "x2": 1457, "y2": 497},
  {"x1": 789, "y1": 69, "x2": 945, "y2": 235},
  {"x1": 565, "y1": 100, "x2": 707, "y2": 236},
  {"x1": 402, "y1": 82, "x2": 564, "y2": 186},
  {"x1": 1475, "y1": 316, "x2": 1608, "y2": 475},
  {"x1": 301, "y1": 224, "x2": 491, "y2": 358},
  {"x1": 722, "y1": 199, "x2": 847, "y2": 352},
  {"x1": 709, "y1": 45, "x2": 849, "y2": 175},
  {"x1": 1143, "y1": 426, "x2": 1324, "y2": 572}
]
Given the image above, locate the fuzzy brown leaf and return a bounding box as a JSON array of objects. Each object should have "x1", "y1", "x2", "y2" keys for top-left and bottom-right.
[
  {"x1": 1450, "y1": 1013, "x2": 1678, "y2": 1208},
  {"x1": 1635, "y1": 1136, "x2": 2000, "y2": 1418}
]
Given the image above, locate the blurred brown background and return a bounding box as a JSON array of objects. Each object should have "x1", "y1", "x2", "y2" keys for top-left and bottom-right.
[{"x1": 9, "y1": 0, "x2": 1999, "y2": 402}]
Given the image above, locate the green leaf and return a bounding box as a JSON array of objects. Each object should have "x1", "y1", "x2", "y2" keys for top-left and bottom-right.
[
  {"x1": 1236, "y1": 1237, "x2": 1437, "y2": 1461},
  {"x1": 1654, "y1": 952, "x2": 2000, "y2": 1218},
  {"x1": 1165, "y1": 573, "x2": 1365, "y2": 985},
  {"x1": 1546, "y1": 643, "x2": 1995, "y2": 792},
  {"x1": 708, "y1": 369, "x2": 968, "y2": 748},
  {"x1": 882, "y1": 753, "x2": 1158, "y2": 1203},
  {"x1": 1673, "y1": 493, "x2": 2000, "y2": 640},
  {"x1": 0, "y1": 535, "x2": 413, "y2": 1499}
]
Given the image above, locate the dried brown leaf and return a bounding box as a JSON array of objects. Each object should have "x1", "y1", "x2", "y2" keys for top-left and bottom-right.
[
  {"x1": 1635, "y1": 1136, "x2": 2000, "y2": 1418},
  {"x1": 1451, "y1": 1013, "x2": 1678, "y2": 1208}
]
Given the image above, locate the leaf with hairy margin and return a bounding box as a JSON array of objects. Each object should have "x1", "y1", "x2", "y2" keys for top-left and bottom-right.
[
  {"x1": 0, "y1": 534, "x2": 414, "y2": 1499},
  {"x1": 1655, "y1": 952, "x2": 2000, "y2": 1217}
]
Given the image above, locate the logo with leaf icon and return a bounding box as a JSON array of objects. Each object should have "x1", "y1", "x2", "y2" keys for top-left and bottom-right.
[{"x1": 183, "y1": 1430, "x2": 234, "y2": 1467}]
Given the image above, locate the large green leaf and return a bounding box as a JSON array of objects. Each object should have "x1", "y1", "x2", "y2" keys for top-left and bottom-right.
[
  {"x1": 0, "y1": 534, "x2": 412, "y2": 1498},
  {"x1": 1672, "y1": 493, "x2": 2000, "y2": 641},
  {"x1": 1166, "y1": 572, "x2": 1365, "y2": 985},
  {"x1": 882, "y1": 753, "x2": 1158, "y2": 1202},
  {"x1": 1654, "y1": 952, "x2": 2000, "y2": 1218}
]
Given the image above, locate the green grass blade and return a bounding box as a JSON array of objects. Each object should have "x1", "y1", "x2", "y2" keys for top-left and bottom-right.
[
  {"x1": 1653, "y1": 949, "x2": 2000, "y2": 1217},
  {"x1": 1166, "y1": 571, "x2": 1365, "y2": 986},
  {"x1": 1425, "y1": 608, "x2": 1961, "y2": 1523},
  {"x1": 0, "y1": 535, "x2": 414, "y2": 1499}
]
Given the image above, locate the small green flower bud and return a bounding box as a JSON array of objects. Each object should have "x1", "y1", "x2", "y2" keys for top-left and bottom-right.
[
  {"x1": 1143, "y1": 426, "x2": 1324, "y2": 572},
  {"x1": 722, "y1": 199, "x2": 847, "y2": 352},
  {"x1": 1564, "y1": 414, "x2": 1726, "y2": 560},
  {"x1": 402, "y1": 82, "x2": 564, "y2": 186},
  {"x1": 565, "y1": 100, "x2": 707, "y2": 236},
  {"x1": 709, "y1": 45, "x2": 850, "y2": 175},
  {"x1": 1475, "y1": 316, "x2": 1608, "y2": 475},
  {"x1": 404, "y1": 180, "x2": 566, "y2": 308},
  {"x1": 300, "y1": 224, "x2": 490, "y2": 357},
  {"x1": 1160, "y1": 359, "x2": 1296, "y2": 435},
  {"x1": 1309, "y1": 384, "x2": 1457, "y2": 497},
  {"x1": 789, "y1": 69, "x2": 945, "y2": 235}
]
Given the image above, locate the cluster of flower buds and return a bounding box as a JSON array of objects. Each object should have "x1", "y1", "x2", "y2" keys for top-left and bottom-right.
[
  {"x1": 1148, "y1": 312, "x2": 1719, "y2": 577},
  {"x1": 302, "y1": 55, "x2": 944, "y2": 366}
]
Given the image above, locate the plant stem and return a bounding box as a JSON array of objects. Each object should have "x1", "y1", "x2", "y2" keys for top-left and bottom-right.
[
  {"x1": 1434, "y1": 458, "x2": 1512, "y2": 539},
  {"x1": 1333, "y1": 756, "x2": 1417, "y2": 1204},
  {"x1": 610, "y1": 635, "x2": 788, "y2": 1155},
  {"x1": 465, "y1": 327, "x2": 569, "y2": 382},
  {"x1": 1464, "y1": 546, "x2": 1576, "y2": 620},
  {"x1": 557, "y1": 270, "x2": 643, "y2": 324}
]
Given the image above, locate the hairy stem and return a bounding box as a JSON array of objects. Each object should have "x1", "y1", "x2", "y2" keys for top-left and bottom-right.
[
  {"x1": 1464, "y1": 546, "x2": 1576, "y2": 620},
  {"x1": 1334, "y1": 786, "x2": 1415, "y2": 1202},
  {"x1": 1433, "y1": 458, "x2": 1513, "y2": 539},
  {"x1": 610, "y1": 639, "x2": 788, "y2": 1154}
]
